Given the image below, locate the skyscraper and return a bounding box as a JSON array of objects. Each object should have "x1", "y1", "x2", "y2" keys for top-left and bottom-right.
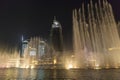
[
  {"x1": 50, "y1": 17, "x2": 64, "y2": 57},
  {"x1": 21, "y1": 36, "x2": 28, "y2": 58}
]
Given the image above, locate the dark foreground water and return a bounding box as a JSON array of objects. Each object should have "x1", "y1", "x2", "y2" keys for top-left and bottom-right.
[{"x1": 0, "y1": 68, "x2": 120, "y2": 80}]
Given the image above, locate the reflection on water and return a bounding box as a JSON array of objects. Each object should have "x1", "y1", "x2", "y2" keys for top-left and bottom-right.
[{"x1": 0, "y1": 68, "x2": 120, "y2": 80}]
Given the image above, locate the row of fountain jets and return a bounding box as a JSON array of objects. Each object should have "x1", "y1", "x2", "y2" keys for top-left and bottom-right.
[
  {"x1": 73, "y1": 0, "x2": 120, "y2": 69},
  {"x1": 0, "y1": 0, "x2": 120, "y2": 69}
]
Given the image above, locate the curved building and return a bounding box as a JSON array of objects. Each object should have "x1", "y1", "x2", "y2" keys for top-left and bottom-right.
[{"x1": 50, "y1": 17, "x2": 64, "y2": 56}]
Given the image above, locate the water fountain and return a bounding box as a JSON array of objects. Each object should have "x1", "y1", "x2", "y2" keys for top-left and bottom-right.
[
  {"x1": 0, "y1": 49, "x2": 20, "y2": 68},
  {"x1": 72, "y1": 0, "x2": 120, "y2": 69}
]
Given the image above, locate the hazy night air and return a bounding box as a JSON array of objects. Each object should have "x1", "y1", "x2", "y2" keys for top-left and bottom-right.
[{"x1": 0, "y1": 0, "x2": 119, "y2": 48}]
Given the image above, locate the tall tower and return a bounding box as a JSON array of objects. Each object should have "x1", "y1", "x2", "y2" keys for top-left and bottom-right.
[
  {"x1": 21, "y1": 35, "x2": 28, "y2": 58},
  {"x1": 50, "y1": 17, "x2": 64, "y2": 57}
]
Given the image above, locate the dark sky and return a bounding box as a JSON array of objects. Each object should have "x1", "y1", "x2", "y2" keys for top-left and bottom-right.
[{"x1": 0, "y1": 0, "x2": 120, "y2": 48}]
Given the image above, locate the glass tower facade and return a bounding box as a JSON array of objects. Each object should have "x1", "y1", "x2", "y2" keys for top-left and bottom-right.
[{"x1": 50, "y1": 17, "x2": 63, "y2": 56}]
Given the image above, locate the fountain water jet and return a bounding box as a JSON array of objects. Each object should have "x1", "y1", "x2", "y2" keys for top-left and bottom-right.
[
  {"x1": 73, "y1": 0, "x2": 120, "y2": 69},
  {"x1": 0, "y1": 49, "x2": 20, "y2": 68}
]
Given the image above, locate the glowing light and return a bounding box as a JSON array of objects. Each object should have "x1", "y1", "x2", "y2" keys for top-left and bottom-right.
[
  {"x1": 67, "y1": 64, "x2": 73, "y2": 69},
  {"x1": 94, "y1": 64, "x2": 101, "y2": 69},
  {"x1": 53, "y1": 59, "x2": 56, "y2": 64},
  {"x1": 54, "y1": 21, "x2": 59, "y2": 25},
  {"x1": 108, "y1": 47, "x2": 120, "y2": 51},
  {"x1": 32, "y1": 60, "x2": 38, "y2": 65},
  {"x1": 52, "y1": 20, "x2": 61, "y2": 28},
  {"x1": 16, "y1": 64, "x2": 19, "y2": 68},
  {"x1": 15, "y1": 61, "x2": 20, "y2": 68},
  {"x1": 6, "y1": 65, "x2": 10, "y2": 68},
  {"x1": 31, "y1": 65, "x2": 34, "y2": 69}
]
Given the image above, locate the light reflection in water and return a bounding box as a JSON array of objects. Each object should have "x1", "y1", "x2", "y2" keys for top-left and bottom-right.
[{"x1": 0, "y1": 68, "x2": 120, "y2": 80}]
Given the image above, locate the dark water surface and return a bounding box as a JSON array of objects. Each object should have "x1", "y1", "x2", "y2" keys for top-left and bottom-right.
[{"x1": 0, "y1": 68, "x2": 120, "y2": 80}]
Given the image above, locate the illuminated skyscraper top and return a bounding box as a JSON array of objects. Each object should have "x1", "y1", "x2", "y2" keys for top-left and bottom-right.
[{"x1": 52, "y1": 16, "x2": 61, "y2": 28}]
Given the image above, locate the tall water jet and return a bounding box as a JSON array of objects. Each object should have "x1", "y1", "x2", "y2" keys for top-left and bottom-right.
[
  {"x1": 0, "y1": 48, "x2": 20, "y2": 68},
  {"x1": 73, "y1": 0, "x2": 120, "y2": 69}
]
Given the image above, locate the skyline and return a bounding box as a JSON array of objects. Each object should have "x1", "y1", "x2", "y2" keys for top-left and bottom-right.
[{"x1": 0, "y1": 0, "x2": 120, "y2": 47}]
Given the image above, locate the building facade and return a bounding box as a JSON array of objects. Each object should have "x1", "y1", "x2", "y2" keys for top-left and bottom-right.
[
  {"x1": 50, "y1": 17, "x2": 64, "y2": 64},
  {"x1": 22, "y1": 37, "x2": 48, "y2": 60}
]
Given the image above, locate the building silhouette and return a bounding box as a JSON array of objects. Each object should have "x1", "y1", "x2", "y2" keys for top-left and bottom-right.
[
  {"x1": 50, "y1": 17, "x2": 64, "y2": 57},
  {"x1": 21, "y1": 37, "x2": 48, "y2": 59}
]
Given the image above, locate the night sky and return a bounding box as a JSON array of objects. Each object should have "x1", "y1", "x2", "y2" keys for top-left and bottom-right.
[{"x1": 0, "y1": 0, "x2": 120, "y2": 48}]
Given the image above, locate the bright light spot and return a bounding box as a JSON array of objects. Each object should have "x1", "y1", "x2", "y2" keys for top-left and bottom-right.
[
  {"x1": 16, "y1": 65, "x2": 19, "y2": 68},
  {"x1": 6, "y1": 65, "x2": 10, "y2": 68},
  {"x1": 54, "y1": 21, "x2": 59, "y2": 25},
  {"x1": 94, "y1": 64, "x2": 101, "y2": 69},
  {"x1": 108, "y1": 47, "x2": 120, "y2": 51},
  {"x1": 67, "y1": 64, "x2": 73, "y2": 69},
  {"x1": 108, "y1": 48, "x2": 113, "y2": 51},
  {"x1": 95, "y1": 64, "x2": 99, "y2": 67},
  {"x1": 15, "y1": 62, "x2": 19, "y2": 68},
  {"x1": 31, "y1": 65, "x2": 34, "y2": 69},
  {"x1": 54, "y1": 59, "x2": 56, "y2": 64}
]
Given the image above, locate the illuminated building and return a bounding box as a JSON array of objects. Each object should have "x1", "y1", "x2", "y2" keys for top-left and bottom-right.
[
  {"x1": 28, "y1": 37, "x2": 40, "y2": 58},
  {"x1": 21, "y1": 36, "x2": 28, "y2": 58},
  {"x1": 50, "y1": 17, "x2": 64, "y2": 63},
  {"x1": 22, "y1": 37, "x2": 48, "y2": 59},
  {"x1": 38, "y1": 41, "x2": 47, "y2": 58}
]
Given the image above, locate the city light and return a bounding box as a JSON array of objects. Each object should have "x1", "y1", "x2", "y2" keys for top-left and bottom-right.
[
  {"x1": 94, "y1": 64, "x2": 101, "y2": 69},
  {"x1": 67, "y1": 63, "x2": 73, "y2": 69},
  {"x1": 31, "y1": 65, "x2": 34, "y2": 69},
  {"x1": 53, "y1": 59, "x2": 56, "y2": 64}
]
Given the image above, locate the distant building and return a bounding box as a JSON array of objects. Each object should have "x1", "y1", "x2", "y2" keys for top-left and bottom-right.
[
  {"x1": 22, "y1": 37, "x2": 48, "y2": 60},
  {"x1": 21, "y1": 40, "x2": 28, "y2": 58},
  {"x1": 38, "y1": 41, "x2": 47, "y2": 59},
  {"x1": 28, "y1": 37, "x2": 40, "y2": 58},
  {"x1": 50, "y1": 17, "x2": 64, "y2": 56}
]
